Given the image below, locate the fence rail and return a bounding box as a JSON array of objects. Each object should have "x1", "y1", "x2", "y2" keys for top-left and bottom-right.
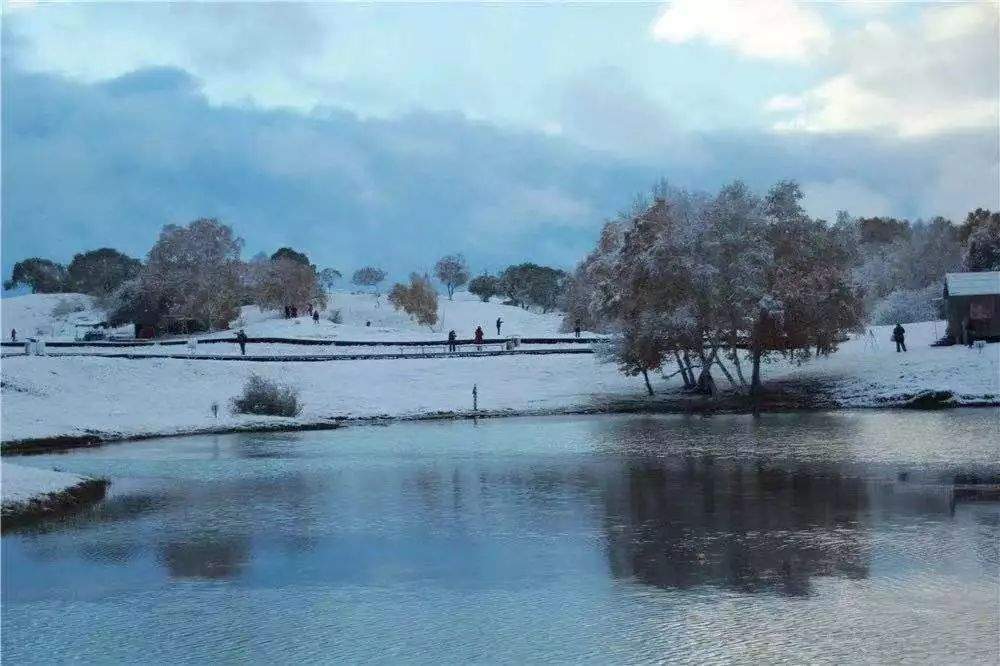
[
  {"x1": 1, "y1": 335, "x2": 604, "y2": 349},
  {"x1": 12, "y1": 347, "x2": 594, "y2": 362}
]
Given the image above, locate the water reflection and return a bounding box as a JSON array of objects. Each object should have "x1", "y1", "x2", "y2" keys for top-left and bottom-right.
[
  {"x1": 2, "y1": 412, "x2": 997, "y2": 664},
  {"x1": 600, "y1": 456, "x2": 871, "y2": 596},
  {"x1": 160, "y1": 534, "x2": 251, "y2": 579}
]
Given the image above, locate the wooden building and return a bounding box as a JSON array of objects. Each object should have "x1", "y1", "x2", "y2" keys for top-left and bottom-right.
[{"x1": 944, "y1": 271, "x2": 1000, "y2": 343}]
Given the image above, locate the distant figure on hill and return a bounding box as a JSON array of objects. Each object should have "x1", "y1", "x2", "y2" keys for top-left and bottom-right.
[
  {"x1": 892, "y1": 323, "x2": 906, "y2": 353},
  {"x1": 10, "y1": 328, "x2": 16, "y2": 342},
  {"x1": 496, "y1": 318, "x2": 503, "y2": 335},
  {"x1": 574, "y1": 319, "x2": 582, "y2": 338},
  {"x1": 366, "y1": 321, "x2": 371, "y2": 327},
  {"x1": 474, "y1": 326, "x2": 484, "y2": 350},
  {"x1": 235, "y1": 329, "x2": 248, "y2": 356},
  {"x1": 312, "y1": 310, "x2": 320, "y2": 324},
  {"x1": 448, "y1": 329, "x2": 457, "y2": 352}
]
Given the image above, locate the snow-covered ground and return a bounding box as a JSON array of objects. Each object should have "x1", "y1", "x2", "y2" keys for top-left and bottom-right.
[
  {"x1": 1, "y1": 293, "x2": 110, "y2": 340},
  {"x1": 1, "y1": 312, "x2": 996, "y2": 446},
  {"x1": 1, "y1": 461, "x2": 87, "y2": 507},
  {"x1": 227, "y1": 290, "x2": 569, "y2": 341},
  {"x1": 1, "y1": 290, "x2": 571, "y2": 345}
]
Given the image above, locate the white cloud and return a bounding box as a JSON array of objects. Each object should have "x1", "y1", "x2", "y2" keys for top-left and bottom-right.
[
  {"x1": 651, "y1": 0, "x2": 831, "y2": 61},
  {"x1": 764, "y1": 94, "x2": 805, "y2": 112},
  {"x1": 766, "y1": 3, "x2": 999, "y2": 136}
]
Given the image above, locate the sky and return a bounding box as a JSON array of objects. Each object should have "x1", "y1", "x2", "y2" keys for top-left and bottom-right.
[{"x1": 2, "y1": 0, "x2": 998, "y2": 281}]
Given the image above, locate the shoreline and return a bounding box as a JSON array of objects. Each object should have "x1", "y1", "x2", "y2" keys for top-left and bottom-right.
[
  {"x1": 4, "y1": 387, "x2": 996, "y2": 456},
  {"x1": 1, "y1": 474, "x2": 110, "y2": 531}
]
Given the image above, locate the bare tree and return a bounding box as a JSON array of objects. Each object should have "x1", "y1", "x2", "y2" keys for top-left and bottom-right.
[
  {"x1": 319, "y1": 268, "x2": 342, "y2": 293},
  {"x1": 434, "y1": 254, "x2": 469, "y2": 300},
  {"x1": 352, "y1": 266, "x2": 387, "y2": 306}
]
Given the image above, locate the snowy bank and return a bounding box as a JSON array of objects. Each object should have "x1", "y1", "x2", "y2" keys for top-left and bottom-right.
[
  {"x1": 1, "y1": 462, "x2": 109, "y2": 528},
  {"x1": 1, "y1": 319, "x2": 996, "y2": 449}
]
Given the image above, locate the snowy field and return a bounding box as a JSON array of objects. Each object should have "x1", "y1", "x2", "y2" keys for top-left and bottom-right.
[
  {"x1": 1, "y1": 292, "x2": 998, "y2": 446},
  {"x1": 1, "y1": 290, "x2": 571, "y2": 345},
  {"x1": 1, "y1": 462, "x2": 86, "y2": 508}
]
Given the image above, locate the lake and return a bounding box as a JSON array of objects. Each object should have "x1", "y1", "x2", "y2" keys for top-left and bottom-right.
[{"x1": 2, "y1": 410, "x2": 998, "y2": 663}]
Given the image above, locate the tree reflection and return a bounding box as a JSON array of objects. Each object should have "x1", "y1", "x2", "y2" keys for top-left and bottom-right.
[
  {"x1": 159, "y1": 534, "x2": 250, "y2": 580},
  {"x1": 601, "y1": 454, "x2": 873, "y2": 596}
]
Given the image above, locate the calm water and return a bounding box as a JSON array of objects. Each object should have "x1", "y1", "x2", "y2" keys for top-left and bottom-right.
[{"x1": 3, "y1": 410, "x2": 998, "y2": 664}]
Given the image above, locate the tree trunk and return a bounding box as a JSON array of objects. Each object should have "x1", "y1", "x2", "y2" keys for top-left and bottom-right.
[
  {"x1": 682, "y1": 352, "x2": 696, "y2": 384},
  {"x1": 673, "y1": 350, "x2": 694, "y2": 388},
  {"x1": 642, "y1": 369, "x2": 654, "y2": 396},
  {"x1": 714, "y1": 355, "x2": 738, "y2": 387},
  {"x1": 750, "y1": 348, "x2": 762, "y2": 396},
  {"x1": 730, "y1": 329, "x2": 748, "y2": 389}
]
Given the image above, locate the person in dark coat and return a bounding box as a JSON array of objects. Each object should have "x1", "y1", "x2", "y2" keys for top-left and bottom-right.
[
  {"x1": 448, "y1": 329, "x2": 457, "y2": 352},
  {"x1": 496, "y1": 318, "x2": 503, "y2": 335},
  {"x1": 574, "y1": 319, "x2": 582, "y2": 338},
  {"x1": 10, "y1": 328, "x2": 15, "y2": 342},
  {"x1": 236, "y1": 329, "x2": 248, "y2": 356},
  {"x1": 892, "y1": 323, "x2": 906, "y2": 352},
  {"x1": 312, "y1": 310, "x2": 320, "y2": 324},
  {"x1": 474, "y1": 326, "x2": 484, "y2": 350}
]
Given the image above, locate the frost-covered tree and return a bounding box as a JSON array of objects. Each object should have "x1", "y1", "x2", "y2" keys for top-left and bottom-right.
[
  {"x1": 255, "y1": 256, "x2": 326, "y2": 311},
  {"x1": 352, "y1": 267, "x2": 386, "y2": 292},
  {"x1": 388, "y1": 273, "x2": 438, "y2": 327},
  {"x1": 872, "y1": 285, "x2": 941, "y2": 325},
  {"x1": 572, "y1": 179, "x2": 863, "y2": 398},
  {"x1": 66, "y1": 248, "x2": 142, "y2": 297},
  {"x1": 270, "y1": 247, "x2": 310, "y2": 265},
  {"x1": 499, "y1": 263, "x2": 566, "y2": 312},
  {"x1": 962, "y1": 209, "x2": 1000, "y2": 271},
  {"x1": 142, "y1": 218, "x2": 244, "y2": 331},
  {"x1": 468, "y1": 273, "x2": 500, "y2": 302},
  {"x1": 4, "y1": 258, "x2": 68, "y2": 293},
  {"x1": 434, "y1": 254, "x2": 469, "y2": 300}
]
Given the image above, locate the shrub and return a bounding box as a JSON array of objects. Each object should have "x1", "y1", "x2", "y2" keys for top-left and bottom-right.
[{"x1": 231, "y1": 374, "x2": 302, "y2": 417}]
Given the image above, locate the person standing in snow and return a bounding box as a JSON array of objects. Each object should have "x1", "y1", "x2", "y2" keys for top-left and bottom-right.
[
  {"x1": 474, "y1": 326, "x2": 484, "y2": 350},
  {"x1": 448, "y1": 329, "x2": 457, "y2": 352},
  {"x1": 236, "y1": 329, "x2": 248, "y2": 356},
  {"x1": 496, "y1": 318, "x2": 502, "y2": 335},
  {"x1": 312, "y1": 310, "x2": 320, "y2": 324},
  {"x1": 574, "y1": 319, "x2": 582, "y2": 338},
  {"x1": 892, "y1": 323, "x2": 906, "y2": 353},
  {"x1": 10, "y1": 329, "x2": 15, "y2": 342}
]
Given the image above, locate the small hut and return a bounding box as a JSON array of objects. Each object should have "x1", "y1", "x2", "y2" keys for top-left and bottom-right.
[{"x1": 944, "y1": 271, "x2": 1000, "y2": 343}]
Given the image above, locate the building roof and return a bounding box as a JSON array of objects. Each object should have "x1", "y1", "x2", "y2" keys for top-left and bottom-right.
[{"x1": 945, "y1": 271, "x2": 1000, "y2": 297}]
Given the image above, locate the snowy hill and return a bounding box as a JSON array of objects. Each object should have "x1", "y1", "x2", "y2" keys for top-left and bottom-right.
[
  {"x1": 231, "y1": 290, "x2": 569, "y2": 341},
  {"x1": 0, "y1": 293, "x2": 105, "y2": 340},
  {"x1": 0, "y1": 290, "x2": 571, "y2": 343}
]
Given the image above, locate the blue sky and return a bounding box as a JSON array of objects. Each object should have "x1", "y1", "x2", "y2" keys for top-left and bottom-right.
[{"x1": 2, "y1": 1, "x2": 997, "y2": 280}]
